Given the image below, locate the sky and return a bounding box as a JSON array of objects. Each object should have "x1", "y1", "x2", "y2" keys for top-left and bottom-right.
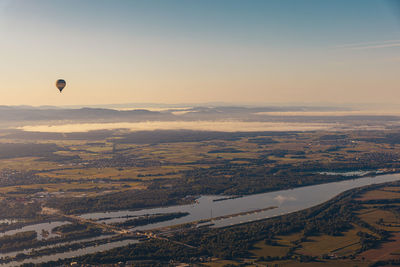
[{"x1": 0, "y1": 0, "x2": 399, "y2": 106}]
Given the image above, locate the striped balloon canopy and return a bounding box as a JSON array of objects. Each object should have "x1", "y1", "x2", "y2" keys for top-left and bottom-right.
[{"x1": 56, "y1": 79, "x2": 66, "y2": 93}]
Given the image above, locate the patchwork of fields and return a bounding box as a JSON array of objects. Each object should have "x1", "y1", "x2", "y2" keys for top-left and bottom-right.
[{"x1": 1, "y1": 129, "x2": 400, "y2": 265}]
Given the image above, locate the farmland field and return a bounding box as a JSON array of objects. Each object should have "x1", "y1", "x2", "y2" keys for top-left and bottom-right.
[{"x1": 2, "y1": 128, "x2": 400, "y2": 266}]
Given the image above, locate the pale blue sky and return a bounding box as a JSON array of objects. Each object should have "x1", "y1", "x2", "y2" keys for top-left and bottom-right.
[{"x1": 0, "y1": 0, "x2": 399, "y2": 106}]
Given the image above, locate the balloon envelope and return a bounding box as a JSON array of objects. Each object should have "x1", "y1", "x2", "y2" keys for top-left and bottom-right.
[{"x1": 56, "y1": 79, "x2": 66, "y2": 92}]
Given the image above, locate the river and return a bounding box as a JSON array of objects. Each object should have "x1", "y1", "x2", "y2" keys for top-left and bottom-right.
[
  {"x1": 81, "y1": 173, "x2": 400, "y2": 230},
  {"x1": 2, "y1": 172, "x2": 400, "y2": 266},
  {"x1": 0, "y1": 221, "x2": 70, "y2": 240},
  {"x1": 0, "y1": 239, "x2": 139, "y2": 267}
]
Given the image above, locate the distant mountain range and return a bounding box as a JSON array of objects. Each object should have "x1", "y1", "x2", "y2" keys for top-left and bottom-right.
[
  {"x1": 1, "y1": 105, "x2": 399, "y2": 132},
  {"x1": 0, "y1": 105, "x2": 349, "y2": 124}
]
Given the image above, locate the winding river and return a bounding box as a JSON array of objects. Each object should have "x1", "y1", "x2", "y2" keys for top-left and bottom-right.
[
  {"x1": 2, "y1": 172, "x2": 400, "y2": 266},
  {"x1": 81, "y1": 173, "x2": 400, "y2": 230}
]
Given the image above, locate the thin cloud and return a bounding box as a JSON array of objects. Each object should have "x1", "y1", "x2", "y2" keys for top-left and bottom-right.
[
  {"x1": 336, "y1": 39, "x2": 400, "y2": 50},
  {"x1": 350, "y1": 43, "x2": 400, "y2": 50},
  {"x1": 336, "y1": 39, "x2": 400, "y2": 48}
]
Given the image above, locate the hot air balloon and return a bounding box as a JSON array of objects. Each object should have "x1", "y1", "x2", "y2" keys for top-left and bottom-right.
[{"x1": 56, "y1": 79, "x2": 66, "y2": 93}]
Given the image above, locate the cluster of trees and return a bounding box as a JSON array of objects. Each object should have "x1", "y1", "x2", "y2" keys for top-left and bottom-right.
[
  {"x1": 27, "y1": 239, "x2": 201, "y2": 267},
  {"x1": 247, "y1": 137, "x2": 279, "y2": 144},
  {"x1": 208, "y1": 148, "x2": 244, "y2": 154},
  {"x1": 56, "y1": 224, "x2": 104, "y2": 240},
  {"x1": 371, "y1": 259, "x2": 400, "y2": 267},
  {"x1": 0, "y1": 231, "x2": 37, "y2": 252},
  {"x1": 52, "y1": 222, "x2": 87, "y2": 234},
  {"x1": 0, "y1": 169, "x2": 53, "y2": 187},
  {"x1": 46, "y1": 153, "x2": 399, "y2": 215},
  {"x1": 87, "y1": 154, "x2": 160, "y2": 168},
  {"x1": 114, "y1": 130, "x2": 293, "y2": 144},
  {"x1": 0, "y1": 200, "x2": 41, "y2": 220},
  {"x1": 47, "y1": 187, "x2": 189, "y2": 214},
  {"x1": 359, "y1": 132, "x2": 400, "y2": 145},
  {"x1": 357, "y1": 231, "x2": 378, "y2": 251},
  {"x1": 0, "y1": 143, "x2": 62, "y2": 159}
]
